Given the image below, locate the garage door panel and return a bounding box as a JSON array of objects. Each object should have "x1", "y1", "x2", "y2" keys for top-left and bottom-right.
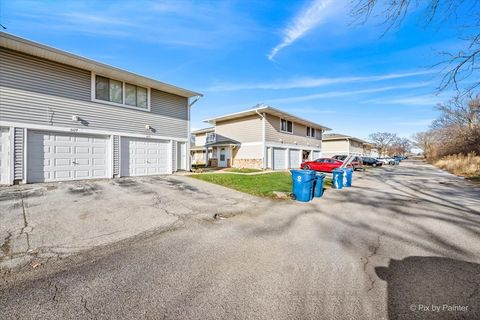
[
  {"x1": 273, "y1": 148, "x2": 286, "y2": 170},
  {"x1": 55, "y1": 146, "x2": 72, "y2": 154},
  {"x1": 121, "y1": 137, "x2": 170, "y2": 177},
  {"x1": 55, "y1": 158, "x2": 71, "y2": 166},
  {"x1": 289, "y1": 149, "x2": 301, "y2": 169},
  {"x1": 27, "y1": 131, "x2": 109, "y2": 183},
  {"x1": 55, "y1": 170, "x2": 72, "y2": 179}
]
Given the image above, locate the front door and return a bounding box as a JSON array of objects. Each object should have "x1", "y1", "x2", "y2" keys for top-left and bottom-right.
[
  {"x1": 218, "y1": 147, "x2": 228, "y2": 167},
  {"x1": 177, "y1": 142, "x2": 187, "y2": 170}
]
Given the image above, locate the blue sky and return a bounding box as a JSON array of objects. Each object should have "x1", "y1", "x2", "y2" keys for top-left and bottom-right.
[{"x1": 0, "y1": 0, "x2": 468, "y2": 139}]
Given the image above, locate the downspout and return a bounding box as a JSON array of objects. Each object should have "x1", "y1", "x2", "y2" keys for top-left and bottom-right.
[
  {"x1": 187, "y1": 96, "x2": 202, "y2": 172},
  {"x1": 255, "y1": 110, "x2": 266, "y2": 169}
]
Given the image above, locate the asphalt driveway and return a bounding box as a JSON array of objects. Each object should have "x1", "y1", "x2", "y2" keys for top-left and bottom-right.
[
  {"x1": 1, "y1": 161, "x2": 479, "y2": 319},
  {"x1": 0, "y1": 175, "x2": 262, "y2": 270}
]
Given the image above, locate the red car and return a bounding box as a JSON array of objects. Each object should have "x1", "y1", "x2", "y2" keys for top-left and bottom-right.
[{"x1": 300, "y1": 158, "x2": 352, "y2": 172}]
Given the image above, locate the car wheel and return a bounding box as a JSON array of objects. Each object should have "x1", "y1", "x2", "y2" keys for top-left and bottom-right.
[
  {"x1": 304, "y1": 165, "x2": 310, "y2": 170},
  {"x1": 372, "y1": 163, "x2": 376, "y2": 167}
]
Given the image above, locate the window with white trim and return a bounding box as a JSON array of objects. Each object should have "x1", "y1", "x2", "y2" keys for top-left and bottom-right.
[
  {"x1": 280, "y1": 119, "x2": 293, "y2": 133},
  {"x1": 94, "y1": 75, "x2": 149, "y2": 110},
  {"x1": 306, "y1": 126, "x2": 316, "y2": 138}
]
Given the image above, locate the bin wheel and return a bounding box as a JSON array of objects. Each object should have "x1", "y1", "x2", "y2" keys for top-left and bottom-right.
[{"x1": 290, "y1": 193, "x2": 296, "y2": 200}]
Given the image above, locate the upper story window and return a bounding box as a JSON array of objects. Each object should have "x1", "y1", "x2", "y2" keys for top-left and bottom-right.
[
  {"x1": 93, "y1": 74, "x2": 150, "y2": 110},
  {"x1": 280, "y1": 118, "x2": 293, "y2": 133},
  {"x1": 306, "y1": 126, "x2": 316, "y2": 138},
  {"x1": 206, "y1": 132, "x2": 216, "y2": 144}
]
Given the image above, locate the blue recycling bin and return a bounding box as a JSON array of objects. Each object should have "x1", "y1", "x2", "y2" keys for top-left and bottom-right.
[
  {"x1": 343, "y1": 168, "x2": 353, "y2": 187},
  {"x1": 290, "y1": 169, "x2": 316, "y2": 202},
  {"x1": 332, "y1": 169, "x2": 344, "y2": 189},
  {"x1": 313, "y1": 172, "x2": 326, "y2": 198}
]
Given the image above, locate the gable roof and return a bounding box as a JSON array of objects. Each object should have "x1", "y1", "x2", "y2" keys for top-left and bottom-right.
[
  {"x1": 191, "y1": 127, "x2": 215, "y2": 134},
  {"x1": 203, "y1": 105, "x2": 331, "y2": 130},
  {"x1": 0, "y1": 32, "x2": 202, "y2": 99},
  {"x1": 323, "y1": 133, "x2": 368, "y2": 144}
]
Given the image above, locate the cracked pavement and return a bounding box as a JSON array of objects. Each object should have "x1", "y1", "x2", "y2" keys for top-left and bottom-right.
[
  {"x1": 0, "y1": 175, "x2": 263, "y2": 271},
  {"x1": 1, "y1": 161, "x2": 480, "y2": 319}
]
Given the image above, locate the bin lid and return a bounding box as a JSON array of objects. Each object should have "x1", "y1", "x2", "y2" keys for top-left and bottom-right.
[{"x1": 290, "y1": 169, "x2": 316, "y2": 175}]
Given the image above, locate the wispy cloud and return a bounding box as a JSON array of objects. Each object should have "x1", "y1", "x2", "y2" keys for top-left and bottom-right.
[
  {"x1": 207, "y1": 70, "x2": 434, "y2": 91},
  {"x1": 364, "y1": 94, "x2": 447, "y2": 106},
  {"x1": 4, "y1": 1, "x2": 259, "y2": 48},
  {"x1": 262, "y1": 81, "x2": 431, "y2": 104},
  {"x1": 268, "y1": 0, "x2": 335, "y2": 60}
]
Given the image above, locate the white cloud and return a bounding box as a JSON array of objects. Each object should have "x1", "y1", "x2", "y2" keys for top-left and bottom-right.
[
  {"x1": 364, "y1": 94, "x2": 447, "y2": 106},
  {"x1": 207, "y1": 70, "x2": 435, "y2": 91},
  {"x1": 4, "y1": 1, "x2": 259, "y2": 49},
  {"x1": 268, "y1": 0, "x2": 335, "y2": 60},
  {"x1": 262, "y1": 81, "x2": 432, "y2": 104}
]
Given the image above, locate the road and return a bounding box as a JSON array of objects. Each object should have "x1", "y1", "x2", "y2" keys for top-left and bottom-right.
[{"x1": 1, "y1": 160, "x2": 479, "y2": 319}]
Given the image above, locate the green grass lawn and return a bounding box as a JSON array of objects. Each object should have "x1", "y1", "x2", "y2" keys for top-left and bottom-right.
[
  {"x1": 190, "y1": 172, "x2": 331, "y2": 198},
  {"x1": 223, "y1": 168, "x2": 263, "y2": 173}
]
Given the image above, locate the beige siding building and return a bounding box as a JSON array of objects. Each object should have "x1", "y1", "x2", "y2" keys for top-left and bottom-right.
[
  {"x1": 191, "y1": 105, "x2": 330, "y2": 169},
  {"x1": 321, "y1": 133, "x2": 369, "y2": 158}
]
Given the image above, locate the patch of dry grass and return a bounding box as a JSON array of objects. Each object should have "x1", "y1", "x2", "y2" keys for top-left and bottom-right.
[{"x1": 434, "y1": 153, "x2": 480, "y2": 179}]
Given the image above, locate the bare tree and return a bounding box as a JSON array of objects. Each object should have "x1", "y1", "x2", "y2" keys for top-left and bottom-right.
[
  {"x1": 413, "y1": 94, "x2": 480, "y2": 158},
  {"x1": 351, "y1": 0, "x2": 480, "y2": 95},
  {"x1": 411, "y1": 131, "x2": 437, "y2": 156},
  {"x1": 368, "y1": 132, "x2": 398, "y2": 156},
  {"x1": 433, "y1": 94, "x2": 480, "y2": 130},
  {"x1": 388, "y1": 137, "x2": 412, "y2": 155}
]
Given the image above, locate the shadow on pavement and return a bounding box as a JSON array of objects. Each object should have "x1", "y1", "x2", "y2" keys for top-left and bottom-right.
[{"x1": 376, "y1": 256, "x2": 480, "y2": 320}]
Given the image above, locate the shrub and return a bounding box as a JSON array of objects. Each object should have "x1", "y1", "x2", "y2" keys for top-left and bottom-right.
[{"x1": 434, "y1": 153, "x2": 480, "y2": 178}]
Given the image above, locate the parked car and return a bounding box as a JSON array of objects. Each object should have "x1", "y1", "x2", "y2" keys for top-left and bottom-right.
[
  {"x1": 331, "y1": 155, "x2": 364, "y2": 171},
  {"x1": 361, "y1": 157, "x2": 383, "y2": 167},
  {"x1": 377, "y1": 157, "x2": 397, "y2": 165},
  {"x1": 301, "y1": 158, "x2": 352, "y2": 173}
]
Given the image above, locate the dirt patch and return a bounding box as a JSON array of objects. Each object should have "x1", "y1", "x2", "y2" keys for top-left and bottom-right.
[
  {"x1": 159, "y1": 178, "x2": 201, "y2": 193},
  {"x1": 68, "y1": 184, "x2": 102, "y2": 196},
  {"x1": 0, "y1": 188, "x2": 46, "y2": 202},
  {"x1": 113, "y1": 179, "x2": 140, "y2": 188},
  {"x1": 1, "y1": 232, "x2": 12, "y2": 256}
]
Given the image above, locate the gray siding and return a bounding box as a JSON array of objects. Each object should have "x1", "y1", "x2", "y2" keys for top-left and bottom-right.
[
  {"x1": 13, "y1": 127, "x2": 24, "y2": 181},
  {"x1": 0, "y1": 48, "x2": 91, "y2": 101},
  {"x1": 0, "y1": 48, "x2": 189, "y2": 139},
  {"x1": 113, "y1": 135, "x2": 119, "y2": 176}
]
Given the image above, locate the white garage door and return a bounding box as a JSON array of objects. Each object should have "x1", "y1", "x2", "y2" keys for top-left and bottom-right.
[
  {"x1": 312, "y1": 151, "x2": 321, "y2": 160},
  {"x1": 289, "y1": 149, "x2": 301, "y2": 168},
  {"x1": 121, "y1": 137, "x2": 169, "y2": 176},
  {"x1": 0, "y1": 128, "x2": 10, "y2": 184},
  {"x1": 28, "y1": 131, "x2": 109, "y2": 183},
  {"x1": 273, "y1": 148, "x2": 286, "y2": 170}
]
